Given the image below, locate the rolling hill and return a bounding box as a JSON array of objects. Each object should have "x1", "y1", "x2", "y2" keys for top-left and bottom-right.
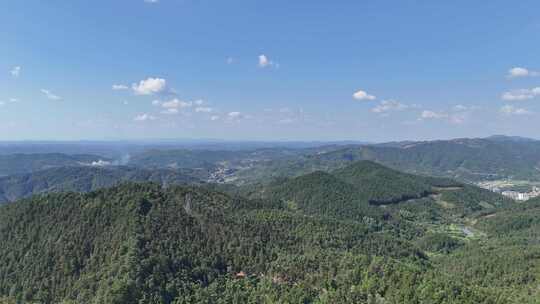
[
  {"x1": 0, "y1": 153, "x2": 109, "y2": 177},
  {"x1": 0, "y1": 183, "x2": 425, "y2": 303},
  {"x1": 245, "y1": 161, "x2": 513, "y2": 221},
  {"x1": 0, "y1": 154, "x2": 538, "y2": 303},
  {"x1": 0, "y1": 166, "x2": 201, "y2": 204},
  {"x1": 314, "y1": 137, "x2": 540, "y2": 182},
  {"x1": 232, "y1": 136, "x2": 540, "y2": 184},
  {"x1": 1, "y1": 180, "x2": 537, "y2": 303}
]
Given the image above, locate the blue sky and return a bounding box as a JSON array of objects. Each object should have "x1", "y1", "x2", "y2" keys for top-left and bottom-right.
[{"x1": 1, "y1": 0, "x2": 539, "y2": 142}]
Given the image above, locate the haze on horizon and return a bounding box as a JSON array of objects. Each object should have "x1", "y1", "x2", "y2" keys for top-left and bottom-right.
[{"x1": 1, "y1": 1, "x2": 539, "y2": 142}]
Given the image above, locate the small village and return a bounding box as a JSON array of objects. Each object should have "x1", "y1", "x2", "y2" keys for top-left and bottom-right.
[{"x1": 477, "y1": 180, "x2": 540, "y2": 201}]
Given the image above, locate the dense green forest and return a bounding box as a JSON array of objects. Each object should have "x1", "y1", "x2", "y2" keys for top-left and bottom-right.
[
  {"x1": 4, "y1": 136, "x2": 540, "y2": 186},
  {"x1": 0, "y1": 160, "x2": 538, "y2": 303},
  {"x1": 232, "y1": 137, "x2": 540, "y2": 183},
  {"x1": 0, "y1": 166, "x2": 201, "y2": 204}
]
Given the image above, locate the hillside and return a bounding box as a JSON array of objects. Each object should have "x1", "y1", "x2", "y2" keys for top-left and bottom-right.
[
  {"x1": 255, "y1": 161, "x2": 473, "y2": 219},
  {"x1": 316, "y1": 138, "x2": 540, "y2": 182},
  {"x1": 0, "y1": 183, "x2": 424, "y2": 303},
  {"x1": 128, "y1": 149, "x2": 239, "y2": 169},
  {"x1": 332, "y1": 161, "x2": 435, "y2": 204},
  {"x1": 0, "y1": 166, "x2": 201, "y2": 204},
  {"x1": 231, "y1": 137, "x2": 540, "y2": 184},
  {"x1": 1, "y1": 181, "x2": 538, "y2": 303},
  {"x1": 0, "y1": 153, "x2": 108, "y2": 177},
  {"x1": 127, "y1": 147, "x2": 313, "y2": 169},
  {"x1": 260, "y1": 171, "x2": 370, "y2": 219},
  {"x1": 253, "y1": 161, "x2": 436, "y2": 221},
  {"x1": 257, "y1": 160, "x2": 518, "y2": 254}
]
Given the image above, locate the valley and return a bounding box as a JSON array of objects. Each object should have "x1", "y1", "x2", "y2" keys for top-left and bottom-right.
[
  {"x1": 0, "y1": 137, "x2": 539, "y2": 303},
  {"x1": 4, "y1": 2, "x2": 540, "y2": 302}
]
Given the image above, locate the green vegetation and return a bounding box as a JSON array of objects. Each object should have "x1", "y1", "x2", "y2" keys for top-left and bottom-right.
[
  {"x1": 129, "y1": 149, "x2": 239, "y2": 169},
  {"x1": 0, "y1": 160, "x2": 538, "y2": 303},
  {"x1": 254, "y1": 161, "x2": 463, "y2": 220},
  {"x1": 43, "y1": 136, "x2": 538, "y2": 186},
  {"x1": 315, "y1": 138, "x2": 540, "y2": 182},
  {"x1": 0, "y1": 166, "x2": 201, "y2": 204},
  {"x1": 233, "y1": 137, "x2": 540, "y2": 184},
  {"x1": 0, "y1": 153, "x2": 107, "y2": 176},
  {"x1": 332, "y1": 161, "x2": 436, "y2": 205}
]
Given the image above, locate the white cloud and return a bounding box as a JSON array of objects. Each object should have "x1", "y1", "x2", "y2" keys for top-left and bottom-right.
[
  {"x1": 154, "y1": 98, "x2": 206, "y2": 115},
  {"x1": 371, "y1": 100, "x2": 407, "y2": 113},
  {"x1": 259, "y1": 55, "x2": 270, "y2": 67},
  {"x1": 418, "y1": 105, "x2": 477, "y2": 125},
  {"x1": 123, "y1": 100, "x2": 129, "y2": 105},
  {"x1": 507, "y1": 67, "x2": 539, "y2": 78},
  {"x1": 227, "y1": 111, "x2": 245, "y2": 121},
  {"x1": 421, "y1": 110, "x2": 448, "y2": 119},
  {"x1": 500, "y1": 105, "x2": 532, "y2": 115},
  {"x1": 0, "y1": 98, "x2": 19, "y2": 106},
  {"x1": 112, "y1": 84, "x2": 129, "y2": 90},
  {"x1": 161, "y1": 108, "x2": 179, "y2": 115},
  {"x1": 41, "y1": 89, "x2": 62, "y2": 100},
  {"x1": 453, "y1": 104, "x2": 468, "y2": 111},
  {"x1": 210, "y1": 115, "x2": 220, "y2": 121},
  {"x1": 132, "y1": 77, "x2": 167, "y2": 95},
  {"x1": 134, "y1": 113, "x2": 157, "y2": 121},
  {"x1": 195, "y1": 107, "x2": 213, "y2": 113},
  {"x1": 501, "y1": 87, "x2": 540, "y2": 101},
  {"x1": 258, "y1": 54, "x2": 277, "y2": 68},
  {"x1": 501, "y1": 91, "x2": 532, "y2": 101},
  {"x1": 10, "y1": 66, "x2": 21, "y2": 78},
  {"x1": 353, "y1": 89, "x2": 376, "y2": 101},
  {"x1": 161, "y1": 98, "x2": 193, "y2": 109}
]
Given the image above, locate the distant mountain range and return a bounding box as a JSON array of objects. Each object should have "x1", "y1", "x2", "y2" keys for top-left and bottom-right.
[
  {"x1": 1, "y1": 135, "x2": 539, "y2": 186},
  {"x1": 313, "y1": 136, "x2": 540, "y2": 182},
  {"x1": 233, "y1": 136, "x2": 540, "y2": 183},
  {"x1": 0, "y1": 153, "x2": 108, "y2": 177},
  {"x1": 0, "y1": 166, "x2": 201, "y2": 204}
]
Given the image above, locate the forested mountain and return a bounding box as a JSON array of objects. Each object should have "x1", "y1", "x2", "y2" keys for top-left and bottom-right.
[
  {"x1": 313, "y1": 137, "x2": 540, "y2": 181},
  {"x1": 1, "y1": 178, "x2": 538, "y2": 303},
  {"x1": 127, "y1": 147, "x2": 314, "y2": 170},
  {"x1": 2, "y1": 136, "x2": 540, "y2": 185},
  {"x1": 332, "y1": 161, "x2": 436, "y2": 204},
  {"x1": 0, "y1": 166, "x2": 201, "y2": 204},
  {"x1": 252, "y1": 161, "x2": 435, "y2": 220},
  {"x1": 233, "y1": 136, "x2": 540, "y2": 183},
  {"x1": 128, "y1": 149, "x2": 239, "y2": 169},
  {"x1": 0, "y1": 153, "x2": 108, "y2": 177},
  {"x1": 0, "y1": 144, "x2": 539, "y2": 303},
  {"x1": 250, "y1": 161, "x2": 512, "y2": 221}
]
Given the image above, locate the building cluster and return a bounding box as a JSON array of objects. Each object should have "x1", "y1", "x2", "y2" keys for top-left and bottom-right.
[
  {"x1": 498, "y1": 187, "x2": 540, "y2": 201},
  {"x1": 208, "y1": 166, "x2": 238, "y2": 183}
]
